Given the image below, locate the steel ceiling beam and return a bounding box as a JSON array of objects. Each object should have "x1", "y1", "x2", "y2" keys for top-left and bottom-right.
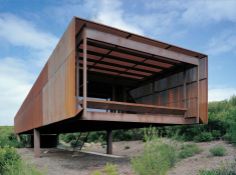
[{"x1": 86, "y1": 28, "x2": 199, "y2": 65}]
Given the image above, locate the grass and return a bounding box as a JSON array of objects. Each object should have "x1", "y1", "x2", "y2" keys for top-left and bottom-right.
[
  {"x1": 194, "y1": 132, "x2": 214, "y2": 142},
  {"x1": 198, "y1": 161, "x2": 236, "y2": 175},
  {"x1": 0, "y1": 147, "x2": 43, "y2": 175},
  {"x1": 209, "y1": 145, "x2": 227, "y2": 157},
  {"x1": 0, "y1": 126, "x2": 43, "y2": 175},
  {"x1": 178, "y1": 143, "x2": 202, "y2": 159},
  {"x1": 91, "y1": 163, "x2": 119, "y2": 175},
  {"x1": 131, "y1": 138, "x2": 177, "y2": 175}
]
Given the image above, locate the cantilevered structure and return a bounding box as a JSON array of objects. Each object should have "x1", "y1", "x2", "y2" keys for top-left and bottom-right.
[{"x1": 14, "y1": 17, "x2": 208, "y2": 157}]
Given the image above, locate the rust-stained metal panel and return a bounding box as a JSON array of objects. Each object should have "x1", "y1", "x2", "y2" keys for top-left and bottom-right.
[
  {"x1": 43, "y1": 18, "x2": 77, "y2": 127},
  {"x1": 14, "y1": 63, "x2": 48, "y2": 133},
  {"x1": 15, "y1": 18, "x2": 77, "y2": 133},
  {"x1": 14, "y1": 17, "x2": 208, "y2": 134},
  {"x1": 199, "y1": 57, "x2": 208, "y2": 123}
]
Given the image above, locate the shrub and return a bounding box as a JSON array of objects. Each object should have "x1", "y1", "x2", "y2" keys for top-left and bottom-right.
[
  {"x1": 211, "y1": 130, "x2": 221, "y2": 140},
  {"x1": 0, "y1": 147, "x2": 20, "y2": 173},
  {"x1": 0, "y1": 147, "x2": 43, "y2": 175},
  {"x1": 178, "y1": 143, "x2": 202, "y2": 159},
  {"x1": 0, "y1": 126, "x2": 31, "y2": 148},
  {"x1": 91, "y1": 163, "x2": 119, "y2": 175},
  {"x1": 91, "y1": 170, "x2": 102, "y2": 175},
  {"x1": 131, "y1": 139, "x2": 177, "y2": 175},
  {"x1": 228, "y1": 123, "x2": 236, "y2": 145},
  {"x1": 209, "y1": 145, "x2": 227, "y2": 157},
  {"x1": 70, "y1": 140, "x2": 82, "y2": 148},
  {"x1": 194, "y1": 132, "x2": 213, "y2": 142},
  {"x1": 198, "y1": 161, "x2": 236, "y2": 175},
  {"x1": 63, "y1": 134, "x2": 77, "y2": 143},
  {"x1": 103, "y1": 163, "x2": 119, "y2": 175}
]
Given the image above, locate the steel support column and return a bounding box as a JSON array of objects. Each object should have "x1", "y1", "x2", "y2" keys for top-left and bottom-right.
[
  {"x1": 183, "y1": 70, "x2": 187, "y2": 117},
  {"x1": 83, "y1": 29, "x2": 87, "y2": 115},
  {"x1": 34, "y1": 129, "x2": 40, "y2": 158},
  {"x1": 197, "y1": 65, "x2": 200, "y2": 123},
  {"x1": 106, "y1": 129, "x2": 112, "y2": 154}
]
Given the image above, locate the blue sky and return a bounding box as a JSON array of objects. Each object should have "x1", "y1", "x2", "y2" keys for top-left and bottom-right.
[{"x1": 1, "y1": 0, "x2": 236, "y2": 125}]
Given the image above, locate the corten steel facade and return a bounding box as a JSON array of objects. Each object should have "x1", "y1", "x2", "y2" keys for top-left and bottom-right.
[{"x1": 14, "y1": 17, "x2": 208, "y2": 155}]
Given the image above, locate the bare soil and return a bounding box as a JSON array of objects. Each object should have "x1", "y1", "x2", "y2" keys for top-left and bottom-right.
[
  {"x1": 169, "y1": 141, "x2": 236, "y2": 175},
  {"x1": 17, "y1": 140, "x2": 236, "y2": 175}
]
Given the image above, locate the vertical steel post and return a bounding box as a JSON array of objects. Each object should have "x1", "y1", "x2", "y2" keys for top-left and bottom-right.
[
  {"x1": 34, "y1": 129, "x2": 40, "y2": 158},
  {"x1": 123, "y1": 87, "x2": 127, "y2": 102},
  {"x1": 183, "y1": 70, "x2": 187, "y2": 116},
  {"x1": 106, "y1": 129, "x2": 113, "y2": 154},
  {"x1": 112, "y1": 86, "x2": 116, "y2": 113},
  {"x1": 83, "y1": 29, "x2": 87, "y2": 115},
  {"x1": 197, "y1": 65, "x2": 200, "y2": 123},
  {"x1": 76, "y1": 51, "x2": 80, "y2": 105}
]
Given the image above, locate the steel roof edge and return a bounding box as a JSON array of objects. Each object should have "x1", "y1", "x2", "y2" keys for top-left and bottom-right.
[{"x1": 74, "y1": 16, "x2": 207, "y2": 59}]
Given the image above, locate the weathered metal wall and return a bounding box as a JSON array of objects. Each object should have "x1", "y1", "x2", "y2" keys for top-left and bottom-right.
[
  {"x1": 15, "y1": 17, "x2": 208, "y2": 134},
  {"x1": 14, "y1": 19, "x2": 78, "y2": 133},
  {"x1": 43, "y1": 19, "x2": 77, "y2": 125},
  {"x1": 130, "y1": 57, "x2": 208, "y2": 123}
]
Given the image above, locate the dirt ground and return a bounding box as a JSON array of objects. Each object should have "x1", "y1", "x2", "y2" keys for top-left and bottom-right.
[
  {"x1": 17, "y1": 140, "x2": 236, "y2": 175},
  {"x1": 168, "y1": 141, "x2": 236, "y2": 175}
]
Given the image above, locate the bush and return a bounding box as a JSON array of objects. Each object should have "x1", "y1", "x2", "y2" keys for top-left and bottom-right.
[
  {"x1": 62, "y1": 134, "x2": 77, "y2": 143},
  {"x1": 60, "y1": 129, "x2": 144, "y2": 145},
  {"x1": 211, "y1": 130, "x2": 221, "y2": 140},
  {"x1": 0, "y1": 147, "x2": 43, "y2": 175},
  {"x1": 131, "y1": 139, "x2": 177, "y2": 175},
  {"x1": 91, "y1": 163, "x2": 119, "y2": 175},
  {"x1": 228, "y1": 123, "x2": 236, "y2": 145},
  {"x1": 178, "y1": 143, "x2": 202, "y2": 159},
  {"x1": 194, "y1": 132, "x2": 213, "y2": 142},
  {"x1": 209, "y1": 145, "x2": 227, "y2": 157},
  {"x1": 198, "y1": 161, "x2": 236, "y2": 175},
  {"x1": 103, "y1": 163, "x2": 119, "y2": 175},
  {"x1": 0, "y1": 147, "x2": 20, "y2": 173},
  {"x1": 0, "y1": 127, "x2": 24, "y2": 148}
]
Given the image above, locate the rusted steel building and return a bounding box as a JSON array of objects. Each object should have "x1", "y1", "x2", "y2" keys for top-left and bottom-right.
[{"x1": 14, "y1": 17, "x2": 208, "y2": 157}]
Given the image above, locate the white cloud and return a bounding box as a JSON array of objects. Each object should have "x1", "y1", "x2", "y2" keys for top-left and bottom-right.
[
  {"x1": 48, "y1": 0, "x2": 143, "y2": 35},
  {"x1": 209, "y1": 87, "x2": 236, "y2": 102},
  {"x1": 0, "y1": 57, "x2": 34, "y2": 125},
  {"x1": 207, "y1": 30, "x2": 236, "y2": 55},
  {"x1": 182, "y1": 0, "x2": 236, "y2": 24},
  {"x1": 0, "y1": 13, "x2": 58, "y2": 51},
  {"x1": 90, "y1": 0, "x2": 143, "y2": 35},
  {"x1": 145, "y1": 0, "x2": 236, "y2": 25},
  {"x1": 0, "y1": 14, "x2": 58, "y2": 125}
]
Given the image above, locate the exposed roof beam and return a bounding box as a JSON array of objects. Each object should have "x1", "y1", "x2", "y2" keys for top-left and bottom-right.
[
  {"x1": 78, "y1": 49, "x2": 165, "y2": 71},
  {"x1": 86, "y1": 28, "x2": 199, "y2": 65}
]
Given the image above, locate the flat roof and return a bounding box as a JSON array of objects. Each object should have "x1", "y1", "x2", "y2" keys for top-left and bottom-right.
[
  {"x1": 76, "y1": 17, "x2": 204, "y2": 85},
  {"x1": 75, "y1": 16, "x2": 207, "y2": 59}
]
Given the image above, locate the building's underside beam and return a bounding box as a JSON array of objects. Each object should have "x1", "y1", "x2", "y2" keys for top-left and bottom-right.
[
  {"x1": 86, "y1": 28, "x2": 199, "y2": 65},
  {"x1": 82, "y1": 112, "x2": 196, "y2": 125}
]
